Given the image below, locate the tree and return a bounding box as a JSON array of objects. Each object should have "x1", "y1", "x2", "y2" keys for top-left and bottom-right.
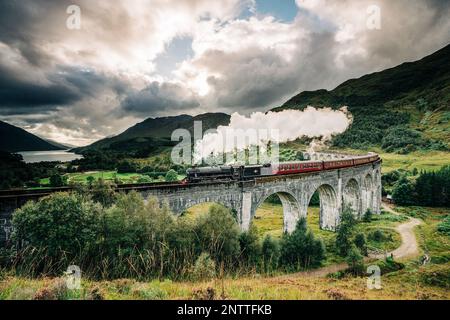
[
  {"x1": 49, "y1": 174, "x2": 65, "y2": 187},
  {"x1": 90, "y1": 178, "x2": 117, "y2": 207},
  {"x1": 117, "y1": 160, "x2": 137, "y2": 174},
  {"x1": 363, "y1": 209, "x2": 373, "y2": 222},
  {"x1": 261, "y1": 235, "x2": 280, "y2": 273},
  {"x1": 392, "y1": 176, "x2": 415, "y2": 205},
  {"x1": 12, "y1": 193, "x2": 101, "y2": 260},
  {"x1": 346, "y1": 245, "x2": 364, "y2": 276},
  {"x1": 336, "y1": 206, "x2": 357, "y2": 257},
  {"x1": 354, "y1": 233, "x2": 368, "y2": 256},
  {"x1": 239, "y1": 224, "x2": 261, "y2": 268},
  {"x1": 165, "y1": 169, "x2": 178, "y2": 182},
  {"x1": 194, "y1": 204, "x2": 241, "y2": 263},
  {"x1": 280, "y1": 217, "x2": 325, "y2": 270},
  {"x1": 86, "y1": 175, "x2": 95, "y2": 186}
]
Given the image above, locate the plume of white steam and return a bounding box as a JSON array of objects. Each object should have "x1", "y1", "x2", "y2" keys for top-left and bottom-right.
[{"x1": 194, "y1": 106, "x2": 352, "y2": 163}]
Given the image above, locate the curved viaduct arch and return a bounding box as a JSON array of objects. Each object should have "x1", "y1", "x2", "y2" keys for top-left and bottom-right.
[
  {"x1": 310, "y1": 184, "x2": 339, "y2": 231},
  {"x1": 253, "y1": 190, "x2": 302, "y2": 233},
  {"x1": 343, "y1": 178, "x2": 360, "y2": 217},
  {"x1": 362, "y1": 174, "x2": 374, "y2": 214}
]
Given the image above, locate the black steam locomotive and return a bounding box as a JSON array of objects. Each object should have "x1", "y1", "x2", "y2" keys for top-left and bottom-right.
[{"x1": 186, "y1": 164, "x2": 272, "y2": 183}]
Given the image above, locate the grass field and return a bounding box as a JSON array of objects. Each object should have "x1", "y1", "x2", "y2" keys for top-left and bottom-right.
[
  {"x1": 1, "y1": 205, "x2": 448, "y2": 300},
  {"x1": 38, "y1": 171, "x2": 186, "y2": 186}
]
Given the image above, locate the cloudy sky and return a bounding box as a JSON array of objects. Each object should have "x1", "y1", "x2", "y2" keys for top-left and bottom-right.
[{"x1": 0, "y1": 0, "x2": 449, "y2": 146}]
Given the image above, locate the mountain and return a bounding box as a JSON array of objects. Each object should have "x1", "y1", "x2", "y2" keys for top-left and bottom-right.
[
  {"x1": 0, "y1": 120, "x2": 67, "y2": 152},
  {"x1": 43, "y1": 139, "x2": 73, "y2": 150},
  {"x1": 274, "y1": 44, "x2": 450, "y2": 151},
  {"x1": 74, "y1": 113, "x2": 231, "y2": 156}
]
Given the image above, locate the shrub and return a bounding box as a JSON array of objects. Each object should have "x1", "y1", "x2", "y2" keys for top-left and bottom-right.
[
  {"x1": 239, "y1": 225, "x2": 261, "y2": 268},
  {"x1": 12, "y1": 193, "x2": 102, "y2": 261},
  {"x1": 90, "y1": 178, "x2": 117, "y2": 207},
  {"x1": 280, "y1": 218, "x2": 325, "y2": 270},
  {"x1": 368, "y1": 230, "x2": 390, "y2": 242},
  {"x1": 261, "y1": 235, "x2": 280, "y2": 273},
  {"x1": 165, "y1": 169, "x2": 178, "y2": 182},
  {"x1": 420, "y1": 267, "x2": 450, "y2": 289},
  {"x1": 49, "y1": 174, "x2": 65, "y2": 187},
  {"x1": 194, "y1": 204, "x2": 241, "y2": 264},
  {"x1": 376, "y1": 256, "x2": 404, "y2": 274},
  {"x1": 117, "y1": 160, "x2": 137, "y2": 173},
  {"x1": 437, "y1": 216, "x2": 450, "y2": 236},
  {"x1": 354, "y1": 233, "x2": 368, "y2": 256},
  {"x1": 346, "y1": 245, "x2": 364, "y2": 276},
  {"x1": 131, "y1": 284, "x2": 168, "y2": 300},
  {"x1": 363, "y1": 209, "x2": 373, "y2": 222},
  {"x1": 191, "y1": 253, "x2": 216, "y2": 281}
]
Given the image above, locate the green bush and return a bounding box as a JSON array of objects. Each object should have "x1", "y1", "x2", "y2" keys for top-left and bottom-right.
[
  {"x1": 362, "y1": 209, "x2": 373, "y2": 222},
  {"x1": 346, "y1": 245, "x2": 364, "y2": 276},
  {"x1": 49, "y1": 174, "x2": 65, "y2": 187},
  {"x1": 280, "y1": 217, "x2": 325, "y2": 270},
  {"x1": 12, "y1": 193, "x2": 102, "y2": 260},
  {"x1": 165, "y1": 169, "x2": 178, "y2": 182},
  {"x1": 354, "y1": 233, "x2": 368, "y2": 256},
  {"x1": 261, "y1": 235, "x2": 280, "y2": 273},
  {"x1": 368, "y1": 230, "x2": 388, "y2": 242},
  {"x1": 437, "y1": 216, "x2": 450, "y2": 236},
  {"x1": 376, "y1": 256, "x2": 404, "y2": 274},
  {"x1": 419, "y1": 267, "x2": 450, "y2": 289},
  {"x1": 239, "y1": 225, "x2": 262, "y2": 268},
  {"x1": 191, "y1": 253, "x2": 216, "y2": 281},
  {"x1": 194, "y1": 204, "x2": 241, "y2": 264}
]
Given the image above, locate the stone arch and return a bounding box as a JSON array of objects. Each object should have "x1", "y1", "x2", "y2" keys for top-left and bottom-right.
[
  {"x1": 253, "y1": 190, "x2": 302, "y2": 234},
  {"x1": 362, "y1": 173, "x2": 374, "y2": 214},
  {"x1": 307, "y1": 184, "x2": 339, "y2": 231},
  {"x1": 178, "y1": 199, "x2": 241, "y2": 227},
  {"x1": 172, "y1": 196, "x2": 238, "y2": 219},
  {"x1": 343, "y1": 178, "x2": 360, "y2": 217}
]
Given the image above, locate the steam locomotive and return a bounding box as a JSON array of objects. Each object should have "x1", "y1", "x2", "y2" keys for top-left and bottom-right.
[{"x1": 186, "y1": 154, "x2": 380, "y2": 183}]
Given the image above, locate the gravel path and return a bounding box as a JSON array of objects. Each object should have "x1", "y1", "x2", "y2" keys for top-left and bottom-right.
[{"x1": 373, "y1": 204, "x2": 422, "y2": 260}]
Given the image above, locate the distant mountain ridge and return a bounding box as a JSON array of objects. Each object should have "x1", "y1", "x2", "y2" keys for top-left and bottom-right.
[
  {"x1": 0, "y1": 120, "x2": 68, "y2": 152},
  {"x1": 74, "y1": 113, "x2": 231, "y2": 155}
]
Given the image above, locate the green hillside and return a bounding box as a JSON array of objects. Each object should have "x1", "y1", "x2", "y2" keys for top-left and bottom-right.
[
  {"x1": 274, "y1": 44, "x2": 450, "y2": 152},
  {"x1": 0, "y1": 120, "x2": 66, "y2": 152}
]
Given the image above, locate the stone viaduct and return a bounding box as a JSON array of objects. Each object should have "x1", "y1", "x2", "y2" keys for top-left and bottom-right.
[
  {"x1": 140, "y1": 160, "x2": 381, "y2": 232},
  {"x1": 0, "y1": 156, "x2": 381, "y2": 244}
]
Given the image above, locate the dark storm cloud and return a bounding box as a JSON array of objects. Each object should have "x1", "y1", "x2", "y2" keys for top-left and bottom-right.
[
  {"x1": 0, "y1": 63, "x2": 128, "y2": 114},
  {"x1": 0, "y1": 0, "x2": 58, "y2": 67},
  {"x1": 121, "y1": 82, "x2": 200, "y2": 116},
  {"x1": 0, "y1": 64, "x2": 79, "y2": 110}
]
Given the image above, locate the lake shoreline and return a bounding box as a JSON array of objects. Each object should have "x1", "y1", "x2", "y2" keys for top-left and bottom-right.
[{"x1": 17, "y1": 150, "x2": 83, "y2": 163}]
